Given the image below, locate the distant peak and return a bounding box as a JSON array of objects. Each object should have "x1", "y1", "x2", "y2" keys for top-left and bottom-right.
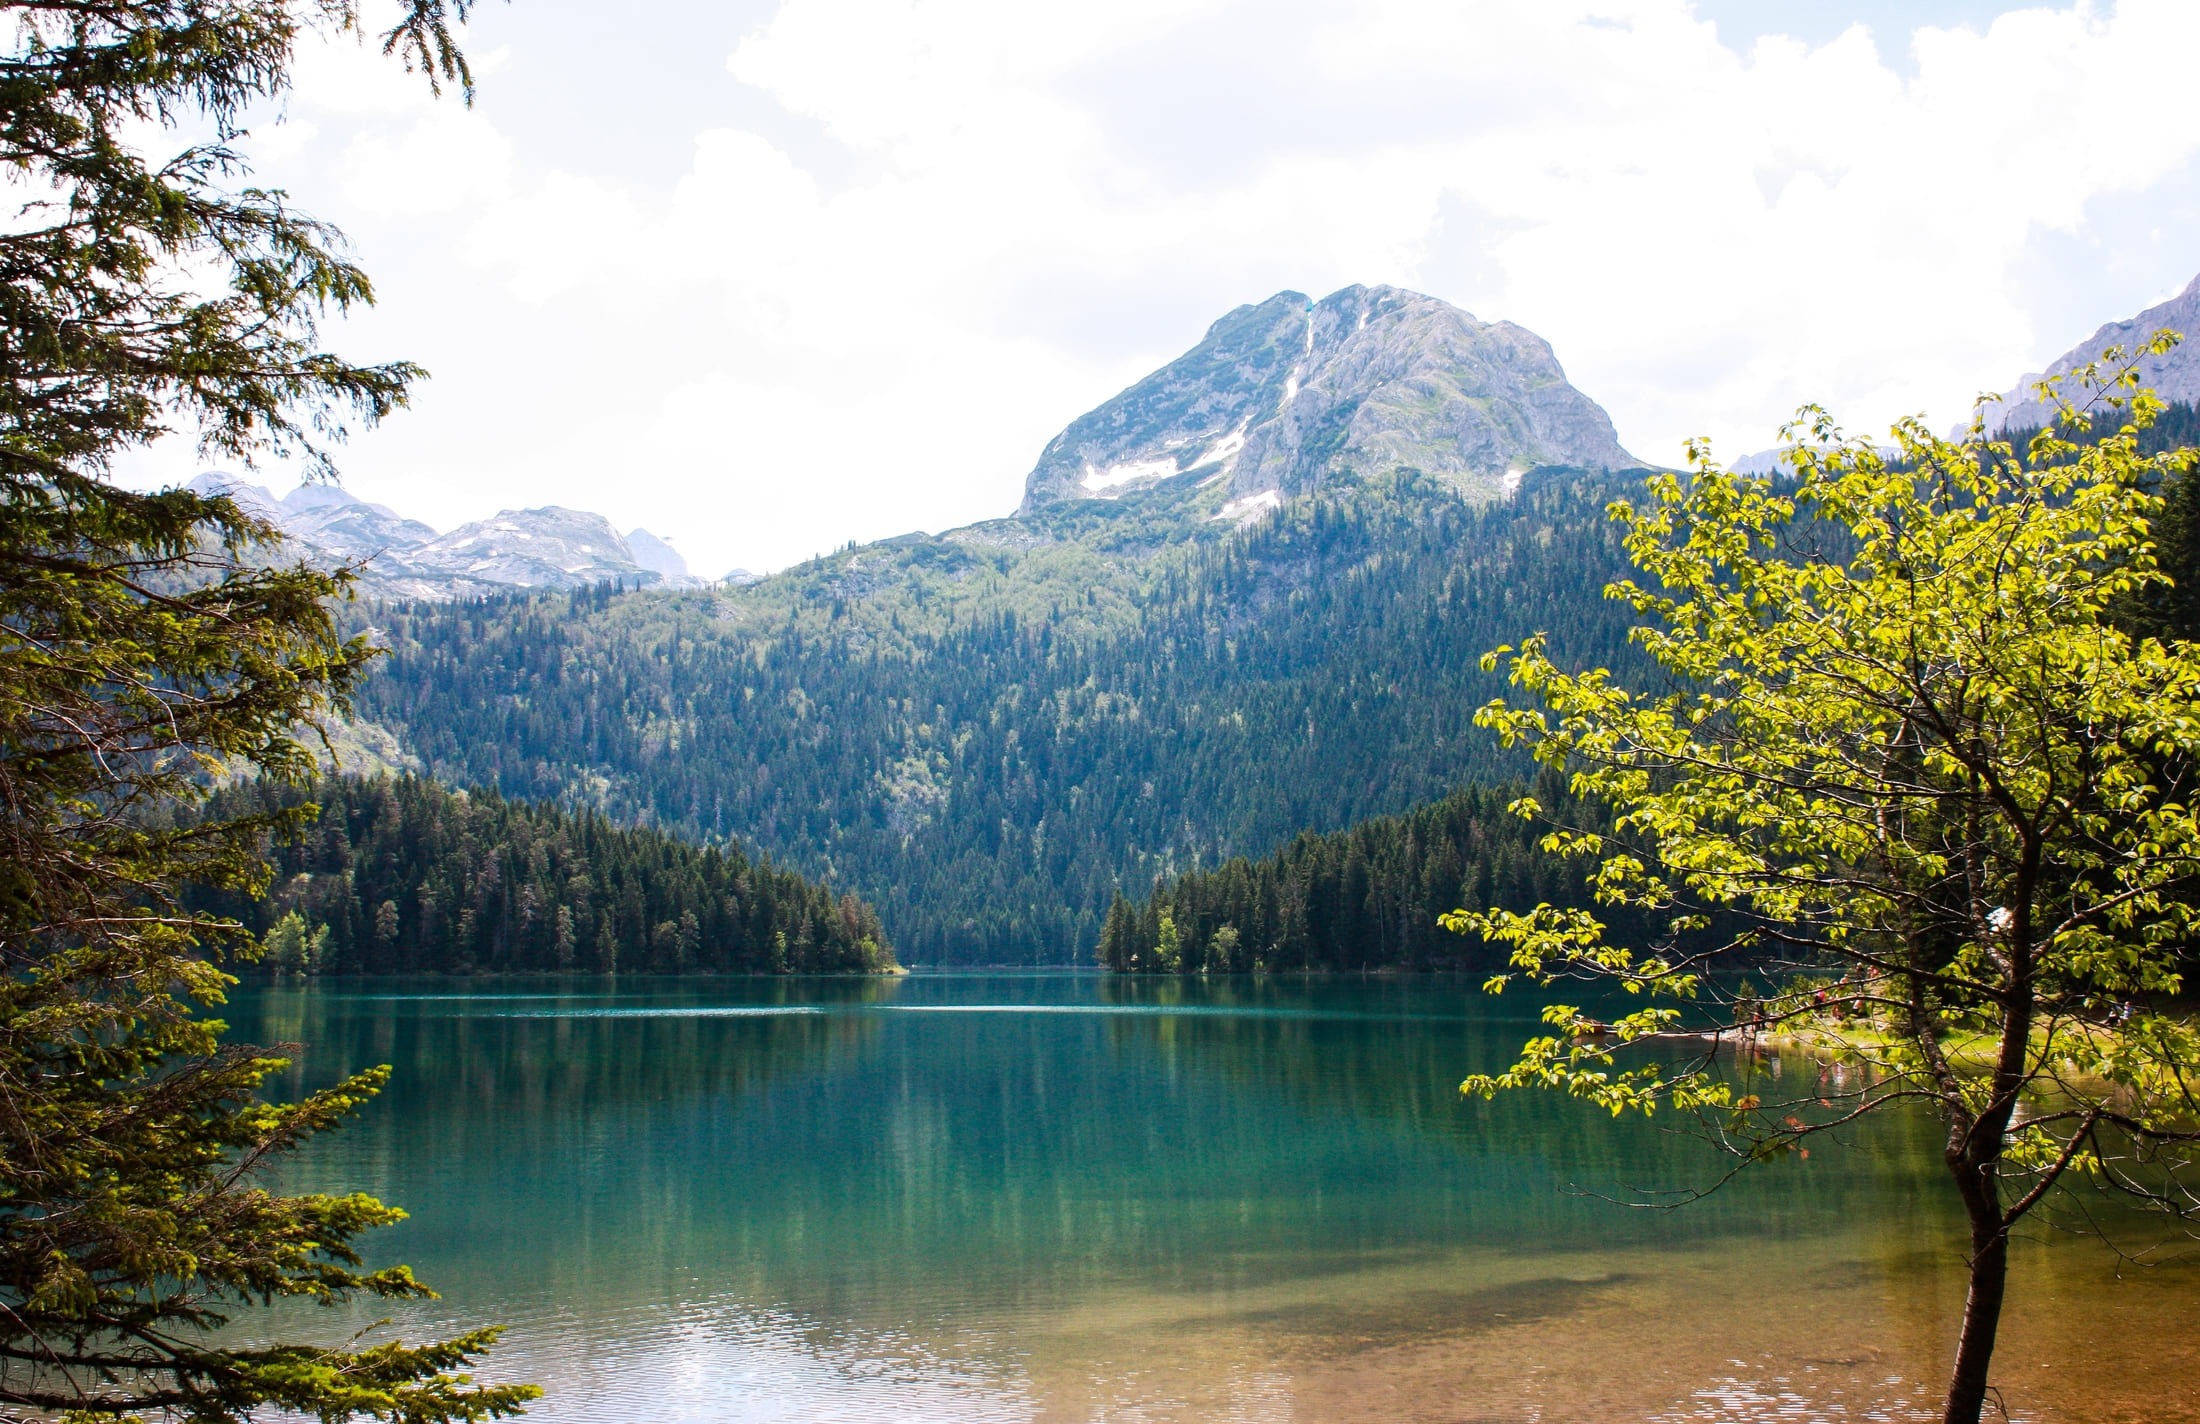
[{"x1": 625, "y1": 527, "x2": 690, "y2": 580}]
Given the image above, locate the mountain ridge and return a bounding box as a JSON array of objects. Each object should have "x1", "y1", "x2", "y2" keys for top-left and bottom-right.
[{"x1": 188, "y1": 474, "x2": 706, "y2": 599}]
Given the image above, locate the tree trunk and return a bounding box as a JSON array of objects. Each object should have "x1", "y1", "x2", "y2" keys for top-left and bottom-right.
[{"x1": 1942, "y1": 1171, "x2": 2010, "y2": 1424}]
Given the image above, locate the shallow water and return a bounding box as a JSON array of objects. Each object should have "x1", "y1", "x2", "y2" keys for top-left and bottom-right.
[{"x1": 229, "y1": 974, "x2": 2200, "y2": 1422}]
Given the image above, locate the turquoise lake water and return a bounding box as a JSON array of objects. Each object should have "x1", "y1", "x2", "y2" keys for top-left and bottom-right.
[{"x1": 228, "y1": 974, "x2": 2200, "y2": 1423}]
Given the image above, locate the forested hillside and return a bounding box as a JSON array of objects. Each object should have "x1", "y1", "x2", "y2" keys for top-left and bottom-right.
[
  {"x1": 1094, "y1": 779, "x2": 1651, "y2": 973},
  {"x1": 189, "y1": 775, "x2": 895, "y2": 975},
  {"x1": 355, "y1": 469, "x2": 1651, "y2": 963}
]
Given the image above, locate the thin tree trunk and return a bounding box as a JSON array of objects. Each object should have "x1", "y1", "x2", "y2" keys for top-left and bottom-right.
[
  {"x1": 1942, "y1": 1163, "x2": 2010, "y2": 1424},
  {"x1": 1939, "y1": 830, "x2": 2034, "y2": 1424}
]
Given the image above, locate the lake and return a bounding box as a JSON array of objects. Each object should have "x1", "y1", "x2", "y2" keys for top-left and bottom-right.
[{"x1": 229, "y1": 973, "x2": 2200, "y2": 1423}]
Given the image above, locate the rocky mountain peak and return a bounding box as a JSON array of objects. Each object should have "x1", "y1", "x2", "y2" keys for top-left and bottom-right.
[{"x1": 1018, "y1": 283, "x2": 1636, "y2": 513}]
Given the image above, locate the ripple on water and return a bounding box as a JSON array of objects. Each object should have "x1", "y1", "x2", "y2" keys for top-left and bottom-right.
[{"x1": 480, "y1": 1298, "x2": 1035, "y2": 1424}]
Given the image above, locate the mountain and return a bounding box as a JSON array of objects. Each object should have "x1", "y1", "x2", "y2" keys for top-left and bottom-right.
[
  {"x1": 1731, "y1": 443, "x2": 1897, "y2": 475},
  {"x1": 189, "y1": 474, "x2": 442, "y2": 561},
  {"x1": 334, "y1": 286, "x2": 1660, "y2": 963},
  {"x1": 188, "y1": 474, "x2": 698, "y2": 599},
  {"x1": 1020, "y1": 284, "x2": 1636, "y2": 513},
  {"x1": 276, "y1": 483, "x2": 442, "y2": 566},
  {"x1": 1992, "y1": 271, "x2": 2200, "y2": 432},
  {"x1": 355, "y1": 470, "x2": 1649, "y2": 964},
  {"x1": 186, "y1": 278, "x2": 2200, "y2": 968}
]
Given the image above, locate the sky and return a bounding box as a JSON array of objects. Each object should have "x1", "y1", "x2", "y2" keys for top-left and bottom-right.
[{"x1": 106, "y1": 0, "x2": 2200, "y2": 577}]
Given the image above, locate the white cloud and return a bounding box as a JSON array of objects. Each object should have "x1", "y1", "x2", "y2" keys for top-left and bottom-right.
[
  {"x1": 110, "y1": 0, "x2": 2200, "y2": 576},
  {"x1": 341, "y1": 109, "x2": 513, "y2": 216},
  {"x1": 465, "y1": 171, "x2": 645, "y2": 302}
]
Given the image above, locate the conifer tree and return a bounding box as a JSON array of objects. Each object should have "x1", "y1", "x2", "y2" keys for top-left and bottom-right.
[
  {"x1": 0, "y1": 2, "x2": 534, "y2": 1417},
  {"x1": 192, "y1": 774, "x2": 895, "y2": 976}
]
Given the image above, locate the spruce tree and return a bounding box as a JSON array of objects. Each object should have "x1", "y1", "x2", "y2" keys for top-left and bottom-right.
[{"x1": 0, "y1": 2, "x2": 534, "y2": 1417}]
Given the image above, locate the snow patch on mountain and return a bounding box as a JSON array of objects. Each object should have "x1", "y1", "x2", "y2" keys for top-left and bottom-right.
[{"x1": 1081, "y1": 457, "x2": 1182, "y2": 496}]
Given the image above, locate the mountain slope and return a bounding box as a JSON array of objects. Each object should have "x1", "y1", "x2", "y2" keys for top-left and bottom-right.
[
  {"x1": 1021, "y1": 284, "x2": 1636, "y2": 512},
  {"x1": 1993, "y1": 270, "x2": 2200, "y2": 432}
]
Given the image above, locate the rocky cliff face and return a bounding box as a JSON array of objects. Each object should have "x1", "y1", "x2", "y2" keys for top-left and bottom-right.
[
  {"x1": 1019, "y1": 284, "x2": 1637, "y2": 513},
  {"x1": 1992, "y1": 271, "x2": 2200, "y2": 432}
]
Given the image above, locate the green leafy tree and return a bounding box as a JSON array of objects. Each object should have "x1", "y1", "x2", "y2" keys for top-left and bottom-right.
[
  {"x1": 0, "y1": 0, "x2": 535, "y2": 1417},
  {"x1": 260, "y1": 907, "x2": 329, "y2": 973},
  {"x1": 1450, "y1": 345, "x2": 2200, "y2": 1424},
  {"x1": 1152, "y1": 908, "x2": 1181, "y2": 972}
]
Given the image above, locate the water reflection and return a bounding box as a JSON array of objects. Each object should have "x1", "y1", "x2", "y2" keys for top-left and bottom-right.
[{"x1": 228, "y1": 974, "x2": 2200, "y2": 1423}]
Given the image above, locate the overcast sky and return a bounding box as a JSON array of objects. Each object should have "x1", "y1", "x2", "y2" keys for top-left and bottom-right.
[{"x1": 112, "y1": 0, "x2": 2200, "y2": 577}]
